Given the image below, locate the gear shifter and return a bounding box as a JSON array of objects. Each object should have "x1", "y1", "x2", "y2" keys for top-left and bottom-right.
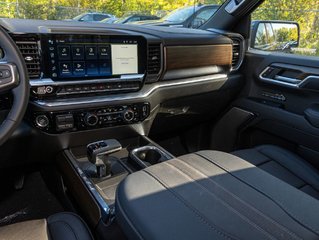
[{"x1": 87, "y1": 139, "x2": 122, "y2": 178}]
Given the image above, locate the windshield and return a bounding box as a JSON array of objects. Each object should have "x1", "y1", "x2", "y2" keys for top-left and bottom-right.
[
  {"x1": 162, "y1": 6, "x2": 199, "y2": 23},
  {"x1": 0, "y1": 0, "x2": 224, "y2": 27}
]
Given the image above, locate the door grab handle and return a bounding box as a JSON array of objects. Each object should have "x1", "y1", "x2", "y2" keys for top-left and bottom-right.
[
  {"x1": 273, "y1": 75, "x2": 301, "y2": 84},
  {"x1": 259, "y1": 66, "x2": 319, "y2": 90}
]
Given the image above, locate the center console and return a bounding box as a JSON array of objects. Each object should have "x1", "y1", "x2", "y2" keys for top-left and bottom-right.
[{"x1": 57, "y1": 136, "x2": 174, "y2": 225}]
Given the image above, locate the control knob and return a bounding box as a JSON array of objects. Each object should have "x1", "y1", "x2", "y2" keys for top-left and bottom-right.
[
  {"x1": 35, "y1": 115, "x2": 49, "y2": 128},
  {"x1": 85, "y1": 113, "x2": 99, "y2": 127},
  {"x1": 123, "y1": 109, "x2": 135, "y2": 123}
]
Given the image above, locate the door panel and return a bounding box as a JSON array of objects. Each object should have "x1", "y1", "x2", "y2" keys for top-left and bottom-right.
[{"x1": 233, "y1": 49, "x2": 319, "y2": 166}]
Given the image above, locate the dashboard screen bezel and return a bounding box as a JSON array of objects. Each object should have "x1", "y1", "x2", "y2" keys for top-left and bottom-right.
[{"x1": 41, "y1": 34, "x2": 147, "y2": 81}]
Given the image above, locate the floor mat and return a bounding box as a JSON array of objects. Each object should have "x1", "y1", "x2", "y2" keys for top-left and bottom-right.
[{"x1": 0, "y1": 172, "x2": 64, "y2": 227}]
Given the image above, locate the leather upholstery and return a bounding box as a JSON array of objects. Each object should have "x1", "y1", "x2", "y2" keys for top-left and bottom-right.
[
  {"x1": 116, "y1": 150, "x2": 319, "y2": 240},
  {"x1": 0, "y1": 212, "x2": 93, "y2": 240},
  {"x1": 0, "y1": 219, "x2": 48, "y2": 240},
  {"x1": 47, "y1": 212, "x2": 94, "y2": 240},
  {"x1": 233, "y1": 145, "x2": 319, "y2": 200}
]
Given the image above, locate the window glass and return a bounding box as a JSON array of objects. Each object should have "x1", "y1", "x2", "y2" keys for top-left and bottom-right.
[
  {"x1": 93, "y1": 14, "x2": 109, "y2": 21},
  {"x1": 80, "y1": 14, "x2": 93, "y2": 21},
  {"x1": 0, "y1": 0, "x2": 225, "y2": 28},
  {"x1": 195, "y1": 8, "x2": 217, "y2": 22},
  {"x1": 252, "y1": 0, "x2": 319, "y2": 56},
  {"x1": 126, "y1": 17, "x2": 141, "y2": 23}
]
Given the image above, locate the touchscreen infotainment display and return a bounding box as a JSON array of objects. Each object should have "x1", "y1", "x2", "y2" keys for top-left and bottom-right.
[
  {"x1": 44, "y1": 34, "x2": 146, "y2": 80},
  {"x1": 111, "y1": 44, "x2": 138, "y2": 75}
]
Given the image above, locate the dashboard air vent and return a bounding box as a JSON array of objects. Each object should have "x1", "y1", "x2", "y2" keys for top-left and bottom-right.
[
  {"x1": 230, "y1": 37, "x2": 243, "y2": 71},
  {"x1": 15, "y1": 37, "x2": 41, "y2": 79},
  {"x1": 147, "y1": 44, "x2": 162, "y2": 76}
]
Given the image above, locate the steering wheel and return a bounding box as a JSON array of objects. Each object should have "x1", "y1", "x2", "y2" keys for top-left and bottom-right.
[{"x1": 0, "y1": 27, "x2": 29, "y2": 146}]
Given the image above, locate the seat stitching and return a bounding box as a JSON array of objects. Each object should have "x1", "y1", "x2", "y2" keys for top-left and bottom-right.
[
  {"x1": 143, "y1": 168, "x2": 238, "y2": 240},
  {"x1": 256, "y1": 147, "x2": 319, "y2": 191},
  {"x1": 256, "y1": 159, "x2": 272, "y2": 167},
  {"x1": 196, "y1": 152, "x2": 319, "y2": 235},
  {"x1": 49, "y1": 221, "x2": 79, "y2": 240},
  {"x1": 256, "y1": 149, "x2": 306, "y2": 185},
  {"x1": 164, "y1": 161, "x2": 278, "y2": 240},
  {"x1": 169, "y1": 159, "x2": 301, "y2": 240},
  {"x1": 116, "y1": 185, "x2": 146, "y2": 240}
]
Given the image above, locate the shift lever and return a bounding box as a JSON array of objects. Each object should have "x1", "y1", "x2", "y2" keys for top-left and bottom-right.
[{"x1": 87, "y1": 139, "x2": 122, "y2": 178}]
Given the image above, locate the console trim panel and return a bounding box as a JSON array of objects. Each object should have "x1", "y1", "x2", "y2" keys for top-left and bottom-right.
[
  {"x1": 32, "y1": 74, "x2": 228, "y2": 108},
  {"x1": 30, "y1": 74, "x2": 145, "y2": 86}
]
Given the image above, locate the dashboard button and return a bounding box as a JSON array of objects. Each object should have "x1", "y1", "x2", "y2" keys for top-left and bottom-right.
[
  {"x1": 65, "y1": 86, "x2": 74, "y2": 92},
  {"x1": 72, "y1": 46, "x2": 84, "y2": 60},
  {"x1": 58, "y1": 46, "x2": 71, "y2": 60},
  {"x1": 59, "y1": 62, "x2": 72, "y2": 76},
  {"x1": 85, "y1": 46, "x2": 97, "y2": 60},
  {"x1": 98, "y1": 46, "x2": 110, "y2": 59},
  {"x1": 73, "y1": 62, "x2": 85, "y2": 75}
]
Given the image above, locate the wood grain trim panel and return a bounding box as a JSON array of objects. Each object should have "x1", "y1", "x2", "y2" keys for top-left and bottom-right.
[{"x1": 165, "y1": 44, "x2": 232, "y2": 70}]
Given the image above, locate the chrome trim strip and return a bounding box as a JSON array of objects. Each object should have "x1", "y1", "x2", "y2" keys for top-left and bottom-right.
[
  {"x1": 30, "y1": 74, "x2": 145, "y2": 87},
  {"x1": 259, "y1": 67, "x2": 319, "y2": 89},
  {"x1": 33, "y1": 74, "x2": 227, "y2": 108},
  {"x1": 67, "y1": 152, "x2": 111, "y2": 221}
]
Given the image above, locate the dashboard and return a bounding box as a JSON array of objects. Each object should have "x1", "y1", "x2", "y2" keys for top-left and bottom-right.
[{"x1": 0, "y1": 18, "x2": 244, "y2": 134}]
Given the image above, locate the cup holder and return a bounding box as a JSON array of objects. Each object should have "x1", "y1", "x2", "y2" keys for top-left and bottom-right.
[{"x1": 130, "y1": 146, "x2": 173, "y2": 168}]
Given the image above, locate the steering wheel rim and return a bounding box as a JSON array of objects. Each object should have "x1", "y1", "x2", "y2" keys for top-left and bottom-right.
[{"x1": 0, "y1": 26, "x2": 29, "y2": 146}]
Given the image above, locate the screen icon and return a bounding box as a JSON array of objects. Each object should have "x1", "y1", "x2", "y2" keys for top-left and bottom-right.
[
  {"x1": 73, "y1": 62, "x2": 85, "y2": 75},
  {"x1": 59, "y1": 62, "x2": 72, "y2": 76},
  {"x1": 72, "y1": 46, "x2": 84, "y2": 60},
  {"x1": 87, "y1": 62, "x2": 98, "y2": 75},
  {"x1": 98, "y1": 46, "x2": 110, "y2": 59},
  {"x1": 85, "y1": 46, "x2": 97, "y2": 60},
  {"x1": 58, "y1": 46, "x2": 71, "y2": 60},
  {"x1": 99, "y1": 62, "x2": 111, "y2": 75}
]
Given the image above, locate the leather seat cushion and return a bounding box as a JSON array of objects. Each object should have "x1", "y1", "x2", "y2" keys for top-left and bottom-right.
[
  {"x1": 0, "y1": 212, "x2": 93, "y2": 240},
  {"x1": 47, "y1": 212, "x2": 93, "y2": 240},
  {"x1": 0, "y1": 219, "x2": 48, "y2": 240},
  {"x1": 232, "y1": 145, "x2": 319, "y2": 200},
  {"x1": 116, "y1": 150, "x2": 319, "y2": 240}
]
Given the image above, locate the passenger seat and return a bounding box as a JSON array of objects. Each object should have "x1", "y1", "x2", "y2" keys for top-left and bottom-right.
[
  {"x1": 232, "y1": 145, "x2": 319, "y2": 200},
  {"x1": 116, "y1": 147, "x2": 319, "y2": 240}
]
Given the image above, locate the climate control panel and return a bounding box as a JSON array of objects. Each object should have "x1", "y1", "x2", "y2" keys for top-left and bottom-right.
[{"x1": 32, "y1": 102, "x2": 150, "y2": 133}]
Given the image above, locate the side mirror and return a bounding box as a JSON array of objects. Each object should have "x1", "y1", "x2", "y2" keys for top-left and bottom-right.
[{"x1": 251, "y1": 21, "x2": 300, "y2": 53}]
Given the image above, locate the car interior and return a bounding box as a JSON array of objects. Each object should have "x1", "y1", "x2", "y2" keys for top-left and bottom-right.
[{"x1": 1, "y1": 0, "x2": 319, "y2": 239}]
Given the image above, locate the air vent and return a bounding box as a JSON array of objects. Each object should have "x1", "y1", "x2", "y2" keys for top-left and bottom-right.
[
  {"x1": 147, "y1": 44, "x2": 162, "y2": 76},
  {"x1": 230, "y1": 37, "x2": 243, "y2": 71},
  {"x1": 15, "y1": 36, "x2": 41, "y2": 79}
]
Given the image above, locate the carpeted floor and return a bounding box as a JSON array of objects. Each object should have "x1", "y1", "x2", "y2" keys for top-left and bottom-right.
[{"x1": 0, "y1": 171, "x2": 64, "y2": 227}]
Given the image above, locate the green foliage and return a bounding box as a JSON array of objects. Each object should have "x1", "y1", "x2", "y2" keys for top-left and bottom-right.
[
  {"x1": 0, "y1": 0, "x2": 318, "y2": 56},
  {"x1": 0, "y1": 0, "x2": 223, "y2": 19}
]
